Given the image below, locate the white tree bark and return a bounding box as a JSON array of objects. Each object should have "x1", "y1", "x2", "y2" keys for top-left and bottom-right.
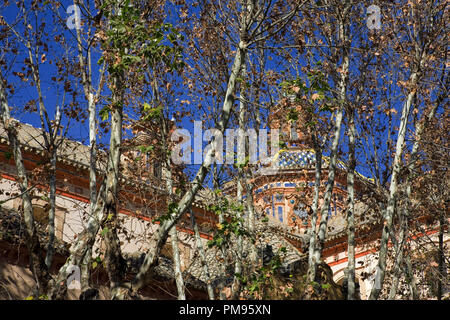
[
  {"x1": 0, "y1": 73, "x2": 50, "y2": 294},
  {"x1": 212, "y1": 165, "x2": 227, "y2": 300},
  {"x1": 73, "y1": 0, "x2": 105, "y2": 294},
  {"x1": 169, "y1": 223, "x2": 186, "y2": 299},
  {"x1": 307, "y1": 137, "x2": 322, "y2": 282},
  {"x1": 369, "y1": 55, "x2": 425, "y2": 300},
  {"x1": 49, "y1": 181, "x2": 106, "y2": 299},
  {"x1": 18, "y1": 10, "x2": 64, "y2": 270},
  {"x1": 388, "y1": 87, "x2": 441, "y2": 300},
  {"x1": 191, "y1": 210, "x2": 215, "y2": 299},
  {"x1": 231, "y1": 62, "x2": 247, "y2": 300},
  {"x1": 128, "y1": 39, "x2": 248, "y2": 295},
  {"x1": 346, "y1": 106, "x2": 356, "y2": 300},
  {"x1": 311, "y1": 12, "x2": 349, "y2": 280},
  {"x1": 245, "y1": 179, "x2": 257, "y2": 263},
  {"x1": 160, "y1": 101, "x2": 186, "y2": 300},
  {"x1": 103, "y1": 70, "x2": 127, "y2": 299}
]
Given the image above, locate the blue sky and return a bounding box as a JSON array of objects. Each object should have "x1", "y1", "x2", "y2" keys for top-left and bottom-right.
[{"x1": 2, "y1": 1, "x2": 446, "y2": 187}]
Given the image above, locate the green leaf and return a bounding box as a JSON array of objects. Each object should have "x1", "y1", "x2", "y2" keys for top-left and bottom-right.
[
  {"x1": 101, "y1": 227, "x2": 109, "y2": 237},
  {"x1": 168, "y1": 202, "x2": 178, "y2": 215},
  {"x1": 143, "y1": 103, "x2": 152, "y2": 112},
  {"x1": 321, "y1": 283, "x2": 331, "y2": 290},
  {"x1": 279, "y1": 141, "x2": 287, "y2": 149},
  {"x1": 137, "y1": 145, "x2": 154, "y2": 153},
  {"x1": 287, "y1": 109, "x2": 299, "y2": 121},
  {"x1": 99, "y1": 106, "x2": 110, "y2": 121}
]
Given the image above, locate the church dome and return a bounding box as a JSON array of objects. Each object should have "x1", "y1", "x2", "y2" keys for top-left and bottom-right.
[
  {"x1": 274, "y1": 149, "x2": 316, "y2": 168},
  {"x1": 272, "y1": 148, "x2": 346, "y2": 170}
]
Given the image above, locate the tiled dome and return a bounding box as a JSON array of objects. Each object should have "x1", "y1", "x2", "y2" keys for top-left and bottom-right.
[
  {"x1": 273, "y1": 149, "x2": 346, "y2": 170},
  {"x1": 275, "y1": 149, "x2": 316, "y2": 168}
]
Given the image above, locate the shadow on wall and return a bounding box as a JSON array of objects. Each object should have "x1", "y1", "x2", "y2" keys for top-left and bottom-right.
[
  {"x1": 0, "y1": 261, "x2": 36, "y2": 299},
  {"x1": 0, "y1": 259, "x2": 111, "y2": 300},
  {"x1": 263, "y1": 260, "x2": 345, "y2": 300}
]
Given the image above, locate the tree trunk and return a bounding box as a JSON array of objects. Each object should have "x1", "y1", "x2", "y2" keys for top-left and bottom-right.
[
  {"x1": 22, "y1": 11, "x2": 62, "y2": 273},
  {"x1": 245, "y1": 179, "x2": 258, "y2": 264},
  {"x1": 388, "y1": 99, "x2": 439, "y2": 299},
  {"x1": 128, "y1": 40, "x2": 248, "y2": 295},
  {"x1": 0, "y1": 74, "x2": 50, "y2": 296},
  {"x1": 369, "y1": 56, "x2": 424, "y2": 300},
  {"x1": 191, "y1": 211, "x2": 215, "y2": 300},
  {"x1": 311, "y1": 15, "x2": 349, "y2": 280},
  {"x1": 346, "y1": 106, "x2": 356, "y2": 300},
  {"x1": 169, "y1": 225, "x2": 186, "y2": 299},
  {"x1": 104, "y1": 69, "x2": 127, "y2": 299},
  {"x1": 162, "y1": 117, "x2": 186, "y2": 300},
  {"x1": 212, "y1": 164, "x2": 227, "y2": 300},
  {"x1": 307, "y1": 136, "x2": 322, "y2": 282},
  {"x1": 387, "y1": 214, "x2": 408, "y2": 300},
  {"x1": 231, "y1": 172, "x2": 244, "y2": 300},
  {"x1": 80, "y1": 247, "x2": 92, "y2": 295},
  {"x1": 437, "y1": 207, "x2": 445, "y2": 300},
  {"x1": 231, "y1": 62, "x2": 248, "y2": 300},
  {"x1": 405, "y1": 255, "x2": 418, "y2": 299},
  {"x1": 49, "y1": 186, "x2": 106, "y2": 299},
  {"x1": 45, "y1": 150, "x2": 57, "y2": 269},
  {"x1": 74, "y1": 0, "x2": 99, "y2": 293}
]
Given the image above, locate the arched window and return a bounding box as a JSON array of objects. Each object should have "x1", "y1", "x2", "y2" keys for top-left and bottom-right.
[
  {"x1": 275, "y1": 194, "x2": 284, "y2": 202},
  {"x1": 278, "y1": 206, "x2": 283, "y2": 222},
  {"x1": 153, "y1": 162, "x2": 162, "y2": 179}
]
